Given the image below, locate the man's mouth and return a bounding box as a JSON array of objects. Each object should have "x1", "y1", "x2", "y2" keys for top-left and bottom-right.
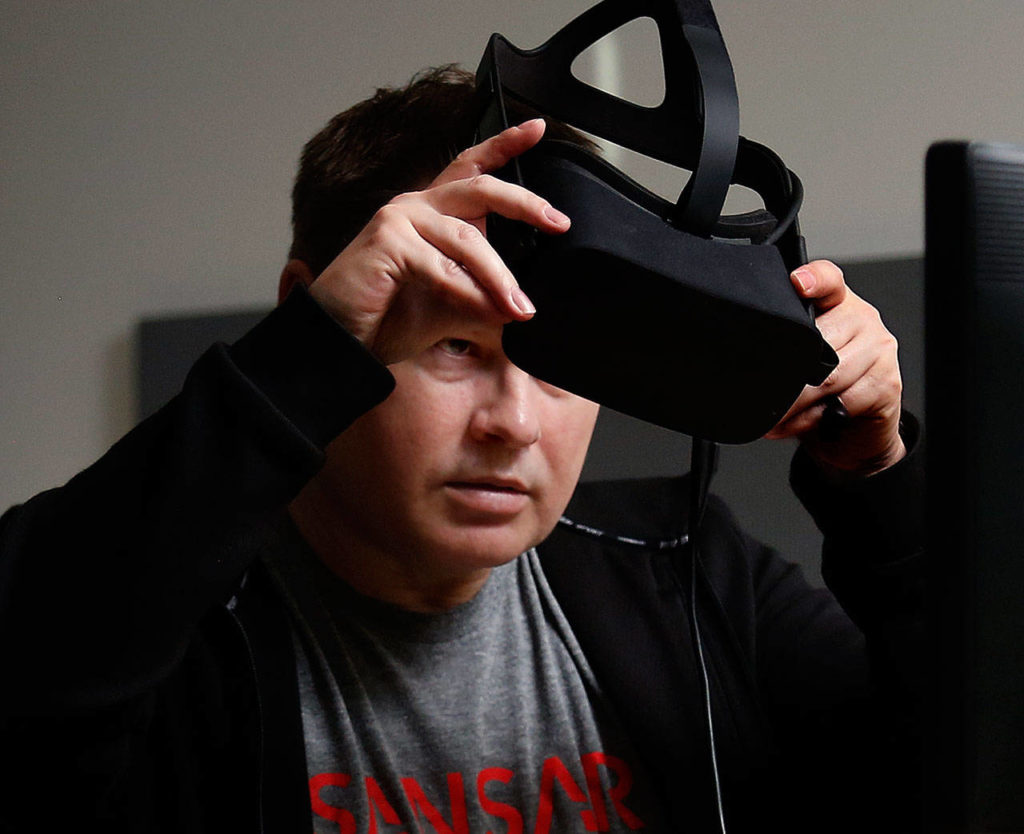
[
  {"x1": 447, "y1": 478, "x2": 527, "y2": 494},
  {"x1": 444, "y1": 478, "x2": 531, "y2": 517}
]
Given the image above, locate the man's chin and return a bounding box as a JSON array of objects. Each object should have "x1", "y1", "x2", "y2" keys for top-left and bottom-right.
[{"x1": 431, "y1": 522, "x2": 547, "y2": 570}]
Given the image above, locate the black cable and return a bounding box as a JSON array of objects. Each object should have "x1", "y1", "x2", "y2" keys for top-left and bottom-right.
[
  {"x1": 557, "y1": 438, "x2": 728, "y2": 833},
  {"x1": 689, "y1": 437, "x2": 727, "y2": 834}
]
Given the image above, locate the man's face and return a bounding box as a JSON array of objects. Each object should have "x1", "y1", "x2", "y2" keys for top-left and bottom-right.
[{"x1": 312, "y1": 319, "x2": 599, "y2": 579}]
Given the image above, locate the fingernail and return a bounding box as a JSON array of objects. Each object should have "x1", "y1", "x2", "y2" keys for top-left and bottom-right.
[
  {"x1": 792, "y1": 267, "x2": 815, "y2": 294},
  {"x1": 543, "y1": 205, "x2": 570, "y2": 226},
  {"x1": 511, "y1": 286, "x2": 536, "y2": 315},
  {"x1": 518, "y1": 117, "x2": 545, "y2": 130}
]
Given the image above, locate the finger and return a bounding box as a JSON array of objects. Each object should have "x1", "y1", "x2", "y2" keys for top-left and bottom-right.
[
  {"x1": 408, "y1": 205, "x2": 535, "y2": 319},
  {"x1": 765, "y1": 375, "x2": 840, "y2": 440},
  {"x1": 385, "y1": 224, "x2": 508, "y2": 323},
  {"x1": 765, "y1": 327, "x2": 879, "y2": 433},
  {"x1": 767, "y1": 368, "x2": 895, "y2": 440},
  {"x1": 791, "y1": 259, "x2": 848, "y2": 313},
  {"x1": 765, "y1": 344, "x2": 854, "y2": 431},
  {"x1": 810, "y1": 300, "x2": 867, "y2": 359},
  {"x1": 420, "y1": 173, "x2": 570, "y2": 233},
  {"x1": 766, "y1": 344, "x2": 899, "y2": 439},
  {"x1": 431, "y1": 119, "x2": 547, "y2": 187}
]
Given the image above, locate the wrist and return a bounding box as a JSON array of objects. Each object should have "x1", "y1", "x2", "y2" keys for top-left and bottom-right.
[{"x1": 810, "y1": 426, "x2": 908, "y2": 485}]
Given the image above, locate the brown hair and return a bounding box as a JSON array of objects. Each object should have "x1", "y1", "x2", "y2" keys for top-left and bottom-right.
[{"x1": 288, "y1": 64, "x2": 593, "y2": 277}]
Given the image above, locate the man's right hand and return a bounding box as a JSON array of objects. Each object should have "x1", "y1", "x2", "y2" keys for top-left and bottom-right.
[{"x1": 305, "y1": 118, "x2": 569, "y2": 366}]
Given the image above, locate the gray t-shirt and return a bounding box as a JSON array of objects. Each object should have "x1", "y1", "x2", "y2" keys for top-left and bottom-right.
[{"x1": 266, "y1": 539, "x2": 665, "y2": 833}]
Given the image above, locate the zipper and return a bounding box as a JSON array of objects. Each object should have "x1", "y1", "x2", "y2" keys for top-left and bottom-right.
[{"x1": 226, "y1": 593, "x2": 267, "y2": 834}]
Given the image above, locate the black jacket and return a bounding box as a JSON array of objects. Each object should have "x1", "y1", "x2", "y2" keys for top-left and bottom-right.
[{"x1": 0, "y1": 288, "x2": 925, "y2": 832}]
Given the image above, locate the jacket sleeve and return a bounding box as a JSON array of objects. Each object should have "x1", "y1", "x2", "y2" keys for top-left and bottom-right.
[
  {"x1": 789, "y1": 413, "x2": 926, "y2": 707},
  {"x1": 750, "y1": 414, "x2": 926, "y2": 830},
  {"x1": 0, "y1": 287, "x2": 394, "y2": 717}
]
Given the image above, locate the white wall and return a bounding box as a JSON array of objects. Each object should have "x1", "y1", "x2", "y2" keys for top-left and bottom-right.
[{"x1": 3, "y1": 0, "x2": 1023, "y2": 508}]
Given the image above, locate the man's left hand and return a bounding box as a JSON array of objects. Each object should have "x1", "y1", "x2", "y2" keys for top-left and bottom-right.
[{"x1": 765, "y1": 259, "x2": 906, "y2": 478}]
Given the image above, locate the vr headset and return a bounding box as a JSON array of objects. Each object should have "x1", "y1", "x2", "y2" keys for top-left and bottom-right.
[{"x1": 475, "y1": 0, "x2": 838, "y2": 443}]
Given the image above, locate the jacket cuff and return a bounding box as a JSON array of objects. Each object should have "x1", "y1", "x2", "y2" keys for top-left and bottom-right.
[
  {"x1": 228, "y1": 285, "x2": 394, "y2": 450},
  {"x1": 790, "y1": 412, "x2": 924, "y2": 566}
]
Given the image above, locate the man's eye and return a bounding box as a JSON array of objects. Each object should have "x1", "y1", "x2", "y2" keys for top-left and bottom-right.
[{"x1": 438, "y1": 338, "x2": 473, "y2": 357}]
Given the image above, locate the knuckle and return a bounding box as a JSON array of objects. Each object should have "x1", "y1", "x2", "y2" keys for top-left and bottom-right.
[
  {"x1": 365, "y1": 207, "x2": 400, "y2": 237},
  {"x1": 869, "y1": 359, "x2": 902, "y2": 400},
  {"x1": 466, "y1": 173, "x2": 496, "y2": 192},
  {"x1": 385, "y1": 192, "x2": 415, "y2": 209},
  {"x1": 820, "y1": 367, "x2": 841, "y2": 391},
  {"x1": 455, "y1": 145, "x2": 478, "y2": 162},
  {"x1": 438, "y1": 254, "x2": 468, "y2": 280},
  {"x1": 884, "y1": 330, "x2": 899, "y2": 353},
  {"x1": 374, "y1": 201, "x2": 406, "y2": 227},
  {"x1": 813, "y1": 259, "x2": 845, "y2": 281},
  {"x1": 871, "y1": 326, "x2": 898, "y2": 357},
  {"x1": 452, "y1": 148, "x2": 484, "y2": 174},
  {"x1": 886, "y1": 361, "x2": 904, "y2": 393},
  {"x1": 454, "y1": 220, "x2": 483, "y2": 244}
]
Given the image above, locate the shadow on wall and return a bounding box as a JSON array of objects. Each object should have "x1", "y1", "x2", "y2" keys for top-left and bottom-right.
[{"x1": 135, "y1": 257, "x2": 923, "y2": 586}]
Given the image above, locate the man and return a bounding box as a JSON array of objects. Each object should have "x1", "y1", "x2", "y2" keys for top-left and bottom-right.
[{"x1": 0, "y1": 67, "x2": 921, "y2": 832}]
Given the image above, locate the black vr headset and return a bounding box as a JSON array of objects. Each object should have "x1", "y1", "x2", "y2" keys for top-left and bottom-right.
[{"x1": 475, "y1": 0, "x2": 838, "y2": 443}]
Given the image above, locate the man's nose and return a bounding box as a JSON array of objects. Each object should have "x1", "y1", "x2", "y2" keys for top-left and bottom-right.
[{"x1": 469, "y1": 363, "x2": 542, "y2": 448}]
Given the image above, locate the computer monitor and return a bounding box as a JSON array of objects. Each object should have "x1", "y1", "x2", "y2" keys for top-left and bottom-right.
[{"x1": 925, "y1": 140, "x2": 1024, "y2": 833}]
